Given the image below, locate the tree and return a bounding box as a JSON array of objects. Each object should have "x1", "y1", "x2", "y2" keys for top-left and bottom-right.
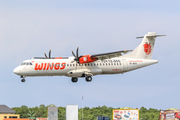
[
  {"x1": 28, "y1": 108, "x2": 35, "y2": 120},
  {"x1": 34, "y1": 105, "x2": 47, "y2": 118},
  {"x1": 12, "y1": 105, "x2": 160, "y2": 120}
]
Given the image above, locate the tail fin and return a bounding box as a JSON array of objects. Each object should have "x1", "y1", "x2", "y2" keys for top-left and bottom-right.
[{"x1": 122, "y1": 32, "x2": 165, "y2": 59}]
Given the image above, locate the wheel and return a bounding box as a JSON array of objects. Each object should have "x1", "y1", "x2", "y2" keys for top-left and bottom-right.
[
  {"x1": 71, "y1": 77, "x2": 78, "y2": 83},
  {"x1": 21, "y1": 79, "x2": 25, "y2": 82},
  {"x1": 85, "y1": 76, "x2": 92, "y2": 82}
]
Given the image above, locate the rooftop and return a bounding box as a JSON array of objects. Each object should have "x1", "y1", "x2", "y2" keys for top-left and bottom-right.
[{"x1": 0, "y1": 105, "x2": 16, "y2": 114}]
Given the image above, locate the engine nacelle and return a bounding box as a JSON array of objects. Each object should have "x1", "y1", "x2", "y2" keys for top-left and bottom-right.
[{"x1": 79, "y1": 55, "x2": 97, "y2": 64}]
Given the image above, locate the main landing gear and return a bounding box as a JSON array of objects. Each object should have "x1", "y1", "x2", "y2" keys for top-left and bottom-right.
[
  {"x1": 21, "y1": 76, "x2": 26, "y2": 82},
  {"x1": 71, "y1": 76, "x2": 92, "y2": 83},
  {"x1": 85, "y1": 76, "x2": 92, "y2": 82},
  {"x1": 71, "y1": 77, "x2": 78, "y2": 83}
]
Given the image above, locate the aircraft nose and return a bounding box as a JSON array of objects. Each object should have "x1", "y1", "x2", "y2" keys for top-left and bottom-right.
[{"x1": 13, "y1": 67, "x2": 21, "y2": 75}]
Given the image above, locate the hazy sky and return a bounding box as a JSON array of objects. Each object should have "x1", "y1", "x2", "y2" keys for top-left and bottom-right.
[{"x1": 0, "y1": 0, "x2": 180, "y2": 110}]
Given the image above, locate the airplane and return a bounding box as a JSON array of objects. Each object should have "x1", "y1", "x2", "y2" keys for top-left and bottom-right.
[{"x1": 13, "y1": 32, "x2": 165, "y2": 83}]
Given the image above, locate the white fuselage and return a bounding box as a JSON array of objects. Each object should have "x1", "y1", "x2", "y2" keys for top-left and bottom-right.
[
  {"x1": 13, "y1": 57, "x2": 158, "y2": 78},
  {"x1": 13, "y1": 32, "x2": 164, "y2": 82}
]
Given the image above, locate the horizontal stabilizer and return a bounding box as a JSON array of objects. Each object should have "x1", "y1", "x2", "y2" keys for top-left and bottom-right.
[{"x1": 136, "y1": 35, "x2": 166, "y2": 39}]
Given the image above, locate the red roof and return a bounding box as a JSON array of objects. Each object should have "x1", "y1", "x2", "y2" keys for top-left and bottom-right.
[{"x1": 4, "y1": 119, "x2": 31, "y2": 120}]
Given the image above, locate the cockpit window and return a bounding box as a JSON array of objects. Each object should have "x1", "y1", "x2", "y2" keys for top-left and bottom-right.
[
  {"x1": 21, "y1": 62, "x2": 25, "y2": 65},
  {"x1": 21, "y1": 62, "x2": 33, "y2": 66}
]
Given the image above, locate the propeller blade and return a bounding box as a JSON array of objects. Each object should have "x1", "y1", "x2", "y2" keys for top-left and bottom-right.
[
  {"x1": 76, "y1": 47, "x2": 79, "y2": 58},
  {"x1": 49, "y1": 49, "x2": 51, "y2": 59},
  {"x1": 72, "y1": 50, "x2": 76, "y2": 58},
  {"x1": 44, "y1": 52, "x2": 48, "y2": 58}
]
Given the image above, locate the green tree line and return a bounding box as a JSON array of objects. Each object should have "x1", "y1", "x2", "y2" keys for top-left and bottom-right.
[{"x1": 12, "y1": 105, "x2": 160, "y2": 120}]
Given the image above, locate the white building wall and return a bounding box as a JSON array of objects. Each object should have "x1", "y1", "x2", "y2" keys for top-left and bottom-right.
[{"x1": 66, "y1": 105, "x2": 78, "y2": 120}]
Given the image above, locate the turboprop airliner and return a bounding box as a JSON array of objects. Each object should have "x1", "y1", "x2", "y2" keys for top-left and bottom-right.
[{"x1": 13, "y1": 32, "x2": 165, "y2": 83}]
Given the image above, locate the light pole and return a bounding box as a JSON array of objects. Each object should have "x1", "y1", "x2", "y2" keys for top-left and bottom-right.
[{"x1": 82, "y1": 96, "x2": 83, "y2": 120}]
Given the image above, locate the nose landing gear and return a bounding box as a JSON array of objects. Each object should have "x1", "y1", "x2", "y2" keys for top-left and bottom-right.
[
  {"x1": 21, "y1": 79, "x2": 25, "y2": 82},
  {"x1": 21, "y1": 76, "x2": 26, "y2": 82}
]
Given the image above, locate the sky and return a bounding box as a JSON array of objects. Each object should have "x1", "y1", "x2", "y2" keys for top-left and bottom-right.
[{"x1": 0, "y1": 0, "x2": 180, "y2": 110}]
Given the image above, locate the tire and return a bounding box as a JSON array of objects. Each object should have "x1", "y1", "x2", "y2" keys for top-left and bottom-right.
[
  {"x1": 71, "y1": 77, "x2": 78, "y2": 83},
  {"x1": 86, "y1": 76, "x2": 92, "y2": 82},
  {"x1": 21, "y1": 79, "x2": 25, "y2": 82}
]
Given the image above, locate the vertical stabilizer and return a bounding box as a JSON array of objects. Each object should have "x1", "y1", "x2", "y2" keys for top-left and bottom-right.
[{"x1": 122, "y1": 32, "x2": 165, "y2": 59}]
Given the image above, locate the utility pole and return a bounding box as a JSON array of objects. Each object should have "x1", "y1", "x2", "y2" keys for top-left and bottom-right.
[{"x1": 82, "y1": 96, "x2": 83, "y2": 120}]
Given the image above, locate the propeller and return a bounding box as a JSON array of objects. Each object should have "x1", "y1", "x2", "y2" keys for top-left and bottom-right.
[
  {"x1": 34, "y1": 49, "x2": 52, "y2": 59},
  {"x1": 71, "y1": 47, "x2": 82, "y2": 63},
  {"x1": 44, "y1": 49, "x2": 51, "y2": 59}
]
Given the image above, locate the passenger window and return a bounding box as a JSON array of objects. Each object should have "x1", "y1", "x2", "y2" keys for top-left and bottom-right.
[
  {"x1": 111, "y1": 63, "x2": 113, "y2": 65},
  {"x1": 88, "y1": 64, "x2": 90, "y2": 66},
  {"x1": 100, "y1": 63, "x2": 101, "y2": 66},
  {"x1": 30, "y1": 62, "x2": 32, "y2": 65},
  {"x1": 117, "y1": 63, "x2": 118, "y2": 65},
  {"x1": 109, "y1": 63, "x2": 110, "y2": 65},
  {"x1": 106, "y1": 63, "x2": 107, "y2": 66},
  {"x1": 70, "y1": 64, "x2": 72, "y2": 66},
  {"x1": 49, "y1": 64, "x2": 54, "y2": 67},
  {"x1": 85, "y1": 64, "x2": 86, "y2": 66},
  {"x1": 114, "y1": 63, "x2": 116, "y2": 65},
  {"x1": 91, "y1": 63, "x2": 93, "y2": 66},
  {"x1": 73, "y1": 64, "x2": 74, "y2": 66},
  {"x1": 94, "y1": 63, "x2": 96, "y2": 66},
  {"x1": 67, "y1": 64, "x2": 69, "y2": 66}
]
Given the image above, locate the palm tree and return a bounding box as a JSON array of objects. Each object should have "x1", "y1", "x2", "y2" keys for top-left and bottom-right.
[{"x1": 28, "y1": 109, "x2": 35, "y2": 120}]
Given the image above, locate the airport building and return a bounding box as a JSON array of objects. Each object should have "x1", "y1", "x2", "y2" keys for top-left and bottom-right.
[{"x1": 0, "y1": 105, "x2": 20, "y2": 120}]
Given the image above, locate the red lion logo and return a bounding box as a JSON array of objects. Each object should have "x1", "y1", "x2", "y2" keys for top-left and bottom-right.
[{"x1": 143, "y1": 43, "x2": 151, "y2": 55}]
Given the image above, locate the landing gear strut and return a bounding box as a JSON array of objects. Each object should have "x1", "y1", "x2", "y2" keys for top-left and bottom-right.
[
  {"x1": 85, "y1": 76, "x2": 92, "y2": 82},
  {"x1": 71, "y1": 77, "x2": 78, "y2": 83}
]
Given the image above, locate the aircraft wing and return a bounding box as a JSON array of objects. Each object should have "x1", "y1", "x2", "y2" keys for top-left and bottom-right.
[{"x1": 91, "y1": 50, "x2": 132, "y2": 61}]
